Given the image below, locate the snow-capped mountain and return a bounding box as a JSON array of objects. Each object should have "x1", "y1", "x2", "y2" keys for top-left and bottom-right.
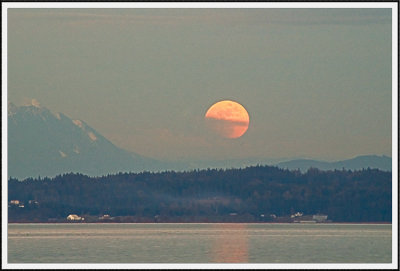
[{"x1": 7, "y1": 101, "x2": 162, "y2": 179}]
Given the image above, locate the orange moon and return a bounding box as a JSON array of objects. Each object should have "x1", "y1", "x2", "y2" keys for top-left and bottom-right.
[{"x1": 205, "y1": 100, "x2": 250, "y2": 139}]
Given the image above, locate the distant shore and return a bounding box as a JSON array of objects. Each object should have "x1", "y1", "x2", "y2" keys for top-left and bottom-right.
[{"x1": 7, "y1": 221, "x2": 392, "y2": 224}]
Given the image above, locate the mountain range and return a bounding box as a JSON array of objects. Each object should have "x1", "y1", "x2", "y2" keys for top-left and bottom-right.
[
  {"x1": 275, "y1": 155, "x2": 392, "y2": 172},
  {"x1": 7, "y1": 101, "x2": 392, "y2": 179}
]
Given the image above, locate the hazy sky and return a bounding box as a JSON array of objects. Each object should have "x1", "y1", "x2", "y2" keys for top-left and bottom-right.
[{"x1": 7, "y1": 8, "x2": 393, "y2": 162}]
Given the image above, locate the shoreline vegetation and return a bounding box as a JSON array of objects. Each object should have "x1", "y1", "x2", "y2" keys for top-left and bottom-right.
[
  {"x1": 8, "y1": 165, "x2": 392, "y2": 224},
  {"x1": 7, "y1": 221, "x2": 392, "y2": 224}
]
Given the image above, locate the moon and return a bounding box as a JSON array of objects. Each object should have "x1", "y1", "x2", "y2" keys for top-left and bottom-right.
[{"x1": 205, "y1": 100, "x2": 250, "y2": 139}]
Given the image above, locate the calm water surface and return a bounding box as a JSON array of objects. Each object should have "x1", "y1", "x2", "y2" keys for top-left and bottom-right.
[{"x1": 8, "y1": 223, "x2": 391, "y2": 263}]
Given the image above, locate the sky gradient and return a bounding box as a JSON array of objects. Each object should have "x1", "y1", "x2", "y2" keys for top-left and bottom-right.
[{"x1": 7, "y1": 8, "x2": 393, "y2": 162}]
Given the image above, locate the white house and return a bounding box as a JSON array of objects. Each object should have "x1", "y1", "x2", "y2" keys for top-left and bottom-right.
[{"x1": 67, "y1": 214, "x2": 84, "y2": 221}]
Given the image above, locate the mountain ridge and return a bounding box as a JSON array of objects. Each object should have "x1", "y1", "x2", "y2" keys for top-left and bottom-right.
[
  {"x1": 276, "y1": 155, "x2": 391, "y2": 172},
  {"x1": 7, "y1": 101, "x2": 392, "y2": 179}
]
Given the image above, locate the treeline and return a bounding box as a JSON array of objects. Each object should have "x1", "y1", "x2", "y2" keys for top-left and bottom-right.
[{"x1": 8, "y1": 165, "x2": 392, "y2": 222}]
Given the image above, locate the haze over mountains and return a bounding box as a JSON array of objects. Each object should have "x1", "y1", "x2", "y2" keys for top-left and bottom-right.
[{"x1": 7, "y1": 101, "x2": 392, "y2": 180}]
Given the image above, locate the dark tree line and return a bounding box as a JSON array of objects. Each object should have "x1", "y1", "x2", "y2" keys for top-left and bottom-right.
[{"x1": 8, "y1": 165, "x2": 392, "y2": 222}]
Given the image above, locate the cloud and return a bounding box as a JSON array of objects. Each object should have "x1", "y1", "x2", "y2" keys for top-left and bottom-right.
[{"x1": 205, "y1": 118, "x2": 249, "y2": 139}]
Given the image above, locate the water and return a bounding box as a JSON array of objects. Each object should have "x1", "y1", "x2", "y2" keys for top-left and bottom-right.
[{"x1": 8, "y1": 223, "x2": 391, "y2": 263}]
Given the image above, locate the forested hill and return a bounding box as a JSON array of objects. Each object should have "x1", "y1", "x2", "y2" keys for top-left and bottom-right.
[{"x1": 8, "y1": 166, "x2": 392, "y2": 223}]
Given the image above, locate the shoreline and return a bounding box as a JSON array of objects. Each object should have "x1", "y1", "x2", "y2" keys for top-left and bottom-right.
[{"x1": 7, "y1": 221, "x2": 392, "y2": 225}]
